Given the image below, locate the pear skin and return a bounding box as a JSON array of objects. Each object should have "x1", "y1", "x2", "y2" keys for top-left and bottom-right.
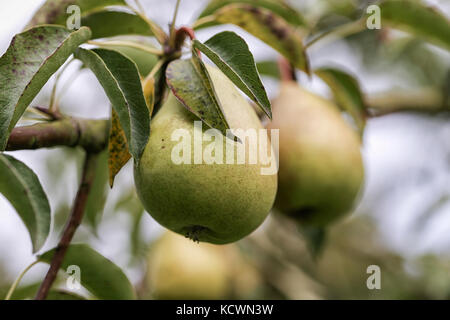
[
  {"x1": 267, "y1": 82, "x2": 364, "y2": 226},
  {"x1": 134, "y1": 65, "x2": 277, "y2": 244}
]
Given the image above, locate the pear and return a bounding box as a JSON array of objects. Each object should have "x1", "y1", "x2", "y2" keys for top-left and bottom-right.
[
  {"x1": 146, "y1": 232, "x2": 231, "y2": 299},
  {"x1": 266, "y1": 82, "x2": 364, "y2": 226},
  {"x1": 134, "y1": 65, "x2": 277, "y2": 244},
  {"x1": 146, "y1": 232, "x2": 263, "y2": 299}
]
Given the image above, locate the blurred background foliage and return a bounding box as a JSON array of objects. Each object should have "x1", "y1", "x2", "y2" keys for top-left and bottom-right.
[{"x1": 0, "y1": 0, "x2": 449, "y2": 299}]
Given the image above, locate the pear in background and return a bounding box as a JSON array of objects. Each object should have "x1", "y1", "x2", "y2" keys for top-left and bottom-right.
[
  {"x1": 267, "y1": 82, "x2": 364, "y2": 226},
  {"x1": 146, "y1": 232, "x2": 262, "y2": 300}
]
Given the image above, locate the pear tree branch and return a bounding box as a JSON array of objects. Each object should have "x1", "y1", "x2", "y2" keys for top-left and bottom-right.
[
  {"x1": 6, "y1": 116, "x2": 109, "y2": 152},
  {"x1": 4, "y1": 112, "x2": 109, "y2": 300},
  {"x1": 34, "y1": 151, "x2": 99, "y2": 300},
  {"x1": 367, "y1": 88, "x2": 449, "y2": 117}
]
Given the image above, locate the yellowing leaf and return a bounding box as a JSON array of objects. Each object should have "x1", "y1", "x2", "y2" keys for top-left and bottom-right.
[
  {"x1": 108, "y1": 109, "x2": 131, "y2": 187},
  {"x1": 142, "y1": 77, "x2": 155, "y2": 116}
]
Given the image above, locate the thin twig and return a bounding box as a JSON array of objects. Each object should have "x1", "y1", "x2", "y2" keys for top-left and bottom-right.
[
  {"x1": 132, "y1": 0, "x2": 146, "y2": 15},
  {"x1": 49, "y1": 58, "x2": 74, "y2": 112},
  {"x1": 126, "y1": 4, "x2": 167, "y2": 45},
  {"x1": 5, "y1": 260, "x2": 39, "y2": 300},
  {"x1": 169, "y1": 0, "x2": 182, "y2": 47},
  {"x1": 35, "y1": 152, "x2": 99, "y2": 300},
  {"x1": 54, "y1": 67, "x2": 82, "y2": 108}
]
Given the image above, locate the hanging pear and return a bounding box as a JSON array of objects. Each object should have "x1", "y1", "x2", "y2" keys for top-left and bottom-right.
[
  {"x1": 267, "y1": 81, "x2": 364, "y2": 226},
  {"x1": 134, "y1": 65, "x2": 277, "y2": 244},
  {"x1": 146, "y1": 232, "x2": 231, "y2": 299}
]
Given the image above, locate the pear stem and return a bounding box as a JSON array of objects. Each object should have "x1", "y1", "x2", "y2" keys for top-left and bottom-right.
[
  {"x1": 278, "y1": 58, "x2": 297, "y2": 82},
  {"x1": 169, "y1": 0, "x2": 182, "y2": 47}
]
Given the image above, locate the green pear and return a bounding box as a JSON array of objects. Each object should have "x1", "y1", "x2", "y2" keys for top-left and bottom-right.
[
  {"x1": 267, "y1": 81, "x2": 364, "y2": 226},
  {"x1": 147, "y1": 232, "x2": 231, "y2": 299},
  {"x1": 134, "y1": 65, "x2": 277, "y2": 244},
  {"x1": 146, "y1": 232, "x2": 263, "y2": 299}
]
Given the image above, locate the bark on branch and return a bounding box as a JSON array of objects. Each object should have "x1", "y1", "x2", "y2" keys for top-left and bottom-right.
[
  {"x1": 6, "y1": 118, "x2": 109, "y2": 153},
  {"x1": 34, "y1": 152, "x2": 99, "y2": 300}
]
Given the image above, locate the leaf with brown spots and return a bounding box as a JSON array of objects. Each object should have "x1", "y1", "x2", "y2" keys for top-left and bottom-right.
[
  {"x1": 0, "y1": 25, "x2": 91, "y2": 150},
  {"x1": 196, "y1": 0, "x2": 307, "y2": 29},
  {"x1": 193, "y1": 31, "x2": 272, "y2": 118},
  {"x1": 166, "y1": 51, "x2": 231, "y2": 137},
  {"x1": 108, "y1": 109, "x2": 132, "y2": 187},
  {"x1": 197, "y1": 4, "x2": 309, "y2": 72}
]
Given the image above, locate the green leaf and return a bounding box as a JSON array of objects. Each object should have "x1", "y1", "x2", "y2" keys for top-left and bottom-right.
[
  {"x1": 0, "y1": 26, "x2": 91, "y2": 150},
  {"x1": 198, "y1": 4, "x2": 309, "y2": 72},
  {"x1": 39, "y1": 244, "x2": 136, "y2": 300},
  {"x1": 5, "y1": 283, "x2": 40, "y2": 300},
  {"x1": 74, "y1": 48, "x2": 150, "y2": 161},
  {"x1": 197, "y1": 0, "x2": 307, "y2": 28},
  {"x1": 6, "y1": 282, "x2": 87, "y2": 300},
  {"x1": 108, "y1": 109, "x2": 131, "y2": 187},
  {"x1": 104, "y1": 44, "x2": 158, "y2": 77},
  {"x1": 315, "y1": 67, "x2": 367, "y2": 135},
  {"x1": 85, "y1": 150, "x2": 108, "y2": 230},
  {"x1": 81, "y1": 11, "x2": 154, "y2": 39},
  {"x1": 27, "y1": 0, "x2": 127, "y2": 27},
  {"x1": 46, "y1": 290, "x2": 87, "y2": 300},
  {"x1": 256, "y1": 60, "x2": 280, "y2": 79},
  {"x1": 379, "y1": 0, "x2": 450, "y2": 51},
  {"x1": 0, "y1": 154, "x2": 50, "y2": 252},
  {"x1": 166, "y1": 52, "x2": 231, "y2": 137},
  {"x1": 193, "y1": 31, "x2": 271, "y2": 118}
]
